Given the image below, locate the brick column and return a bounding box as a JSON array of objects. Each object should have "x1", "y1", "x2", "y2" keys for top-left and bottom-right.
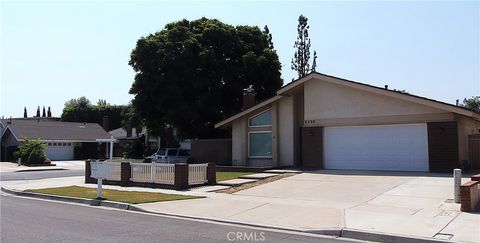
[
  {"x1": 207, "y1": 162, "x2": 216, "y2": 185},
  {"x1": 120, "y1": 162, "x2": 131, "y2": 187},
  {"x1": 174, "y1": 163, "x2": 189, "y2": 190},
  {"x1": 84, "y1": 160, "x2": 95, "y2": 183}
]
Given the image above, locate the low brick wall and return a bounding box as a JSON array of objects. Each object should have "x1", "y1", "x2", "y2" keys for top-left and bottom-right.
[{"x1": 460, "y1": 179, "x2": 480, "y2": 212}]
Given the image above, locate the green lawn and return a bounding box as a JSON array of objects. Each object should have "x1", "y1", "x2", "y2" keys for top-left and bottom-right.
[
  {"x1": 216, "y1": 172, "x2": 253, "y2": 182},
  {"x1": 27, "y1": 186, "x2": 202, "y2": 204}
]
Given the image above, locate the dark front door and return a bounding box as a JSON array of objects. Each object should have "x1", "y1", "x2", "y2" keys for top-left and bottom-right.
[
  {"x1": 427, "y1": 121, "x2": 459, "y2": 172},
  {"x1": 301, "y1": 127, "x2": 324, "y2": 168}
]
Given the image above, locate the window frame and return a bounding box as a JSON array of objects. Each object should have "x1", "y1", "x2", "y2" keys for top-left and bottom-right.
[
  {"x1": 248, "y1": 109, "x2": 272, "y2": 128},
  {"x1": 248, "y1": 131, "x2": 273, "y2": 159}
]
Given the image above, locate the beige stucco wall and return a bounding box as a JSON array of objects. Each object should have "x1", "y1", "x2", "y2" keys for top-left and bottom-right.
[
  {"x1": 456, "y1": 114, "x2": 480, "y2": 161},
  {"x1": 231, "y1": 117, "x2": 247, "y2": 166},
  {"x1": 278, "y1": 96, "x2": 295, "y2": 166},
  {"x1": 304, "y1": 79, "x2": 447, "y2": 124}
]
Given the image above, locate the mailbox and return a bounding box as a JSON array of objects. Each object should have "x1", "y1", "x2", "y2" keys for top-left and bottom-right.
[{"x1": 91, "y1": 162, "x2": 108, "y2": 179}]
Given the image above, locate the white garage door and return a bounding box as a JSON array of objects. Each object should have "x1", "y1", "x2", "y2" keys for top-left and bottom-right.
[
  {"x1": 45, "y1": 142, "x2": 74, "y2": 161},
  {"x1": 324, "y1": 124, "x2": 429, "y2": 172}
]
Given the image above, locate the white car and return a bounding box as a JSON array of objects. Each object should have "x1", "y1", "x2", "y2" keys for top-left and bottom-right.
[{"x1": 145, "y1": 148, "x2": 191, "y2": 163}]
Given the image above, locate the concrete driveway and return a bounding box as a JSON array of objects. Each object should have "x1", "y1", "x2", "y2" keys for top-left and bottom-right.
[{"x1": 139, "y1": 170, "x2": 479, "y2": 242}]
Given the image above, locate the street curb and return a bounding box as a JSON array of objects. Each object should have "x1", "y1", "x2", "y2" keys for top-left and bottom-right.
[
  {"x1": 1, "y1": 185, "x2": 451, "y2": 243},
  {"x1": 1, "y1": 186, "x2": 132, "y2": 209},
  {"x1": 15, "y1": 167, "x2": 66, "y2": 172},
  {"x1": 340, "y1": 229, "x2": 452, "y2": 243}
]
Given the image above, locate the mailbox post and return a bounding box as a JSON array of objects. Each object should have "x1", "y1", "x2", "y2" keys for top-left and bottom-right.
[{"x1": 91, "y1": 160, "x2": 108, "y2": 199}]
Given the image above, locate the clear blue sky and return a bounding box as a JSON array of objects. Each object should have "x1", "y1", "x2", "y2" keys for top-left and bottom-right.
[{"x1": 1, "y1": 0, "x2": 479, "y2": 118}]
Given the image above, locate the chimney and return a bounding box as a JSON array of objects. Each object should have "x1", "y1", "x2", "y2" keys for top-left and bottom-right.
[
  {"x1": 243, "y1": 85, "x2": 256, "y2": 110},
  {"x1": 456, "y1": 99, "x2": 459, "y2": 106},
  {"x1": 102, "y1": 116, "x2": 109, "y2": 131},
  {"x1": 384, "y1": 85, "x2": 389, "y2": 90},
  {"x1": 126, "y1": 127, "x2": 132, "y2": 137}
]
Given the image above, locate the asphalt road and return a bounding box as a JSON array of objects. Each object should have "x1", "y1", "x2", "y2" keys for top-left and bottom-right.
[
  {"x1": 0, "y1": 195, "x2": 358, "y2": 243},
  {"x1": 0, "y1": 169, "x2": 84, "y2": 181}
]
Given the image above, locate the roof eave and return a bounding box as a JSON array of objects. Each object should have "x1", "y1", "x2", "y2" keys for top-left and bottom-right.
[{"x1": 215, "y1": 96, "x2": 283, "y2": 128}]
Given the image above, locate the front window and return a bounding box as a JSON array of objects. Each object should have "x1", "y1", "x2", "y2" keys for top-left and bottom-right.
[
  {"x1": 249, "y1": 132, "x2": 272, "y2": 157},
  {"x1": 249, "y1": 109, "x2": 272, "y2": 127}
]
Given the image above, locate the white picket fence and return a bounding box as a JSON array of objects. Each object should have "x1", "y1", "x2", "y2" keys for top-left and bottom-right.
[
  {"x1": 105, "y1": 161, "x2": 121, "y2": 181},
  {"x1": 188, "y1": 164, "x2": 208, "y2": 185},
  {"x1": 130, "y1": 163, "x2": 175, "y2": 185}
]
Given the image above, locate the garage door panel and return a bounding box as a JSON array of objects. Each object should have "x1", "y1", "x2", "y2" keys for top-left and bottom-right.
[
  {"x1": 46, "y1": 144, "x2": 74, "y2": 161},
  {"x1": 324, "y1": 124, "x2": 429, "y2": 172}
]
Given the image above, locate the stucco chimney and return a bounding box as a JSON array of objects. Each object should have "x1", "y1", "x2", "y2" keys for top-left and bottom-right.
[
  {"x1": 243, "y1": 85, "x2": 256, "y2": 110},
  {"x1": 102, "y1": 116, "x2": 109, "y2": 131}
]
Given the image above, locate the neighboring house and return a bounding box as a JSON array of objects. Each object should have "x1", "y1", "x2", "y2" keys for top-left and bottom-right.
[
  {"x1": 0, "y1": 118, "x2": 112, "y2": 161},
  {"x1": 109, "y1": 127, "x2": 159, "y2": 156},
  {"x1": 215, "y1": 72, "x2": 480, "y2": 172},
  {"x1": 108, "y1": 127, "x2": 190, "y2": 157}
]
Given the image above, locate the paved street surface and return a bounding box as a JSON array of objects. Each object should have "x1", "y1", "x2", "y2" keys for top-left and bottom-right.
[
  {"x1": 0, "y1": 195, "x2": 359, "y2": 243},
  {"x1": 0, "y1": 169, "x2": 84, "y2": 181},
  {"x1": 0, "y1": 161, "x2": 85, "y2": 181}
]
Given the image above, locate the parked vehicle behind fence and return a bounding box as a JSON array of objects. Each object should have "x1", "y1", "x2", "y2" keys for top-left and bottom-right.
[{"x1": 144, "y1": 148, "x2": 191, "y2": 163}]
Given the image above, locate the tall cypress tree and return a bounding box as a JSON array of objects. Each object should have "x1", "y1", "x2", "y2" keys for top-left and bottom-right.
[
  {"x1": 42, "y1": 106, "x2": 46, "y2": 117},
  {"x1": 47, "y1": 107, "x2": 52, "y2": 117},
  {"x1": 36, "y1": 106, "x2": 40, "y2": 117},
  {"x1": 291, "y1": 15, "x2": 317, "y2": 78},
  {"x1": 24, "y1": 107, "x2": 28, "y2": 118}
]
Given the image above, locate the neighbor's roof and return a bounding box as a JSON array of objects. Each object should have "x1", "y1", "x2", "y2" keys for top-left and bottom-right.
[
  {"x1": 215, "y1": 72, "x2": 480, "y2": 128},
  {"x1": 0, "y1": 119, "x2": 111, "y2": 142},
  {"x1": 109, "y1": 127, "x2": 147, "y2": 139}
]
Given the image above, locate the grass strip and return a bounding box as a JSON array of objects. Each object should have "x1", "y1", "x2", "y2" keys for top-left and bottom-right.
[{"x1": 28, "y1": 186, "x2": 202, "y2": 204}]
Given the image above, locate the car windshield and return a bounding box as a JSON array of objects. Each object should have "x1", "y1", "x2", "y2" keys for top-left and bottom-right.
[
  {"x1": 155, "y1": 149, "x2": 166, "y2": 156},
  {"x1": 167, "y1": 149, "x2": 178, "y2": 156}
]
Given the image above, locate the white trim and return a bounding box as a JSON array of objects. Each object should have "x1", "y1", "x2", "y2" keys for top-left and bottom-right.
[
  {"x1": 248, "y1": 131, "x2": 273, "y2": 158},
  {"x1": 0, "y1": 127, "x2": 20, "y2": 142},
  {"x1": 248, "y1": 109, "x2": 273, "y2": 128},
  {"x1": 215, "y1": 96, "x2": 282, "y2": 128}
]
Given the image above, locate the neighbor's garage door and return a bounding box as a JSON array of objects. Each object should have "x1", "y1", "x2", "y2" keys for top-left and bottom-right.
[
  {"x1": 45, "y1": 142, "x2": 74, "y2": 161},
  {"x1": 324, "y1": 124, "x2": 429, "y2": 172}
]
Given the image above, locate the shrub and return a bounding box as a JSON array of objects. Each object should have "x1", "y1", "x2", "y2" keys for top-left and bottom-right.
[
  {"x1": 15, "y1": 138, "x2": 48, "y2": 164},
  {"x1": 124, "y1": 140, "x2": 144, "y2": 159}
]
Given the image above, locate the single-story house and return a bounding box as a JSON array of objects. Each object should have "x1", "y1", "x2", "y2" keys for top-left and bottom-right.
[
  {"x1": 215, "y1": 72, "x2": 480, "y2": 172},
  {"x1": 0, "y1": 118, "x2": 112, "y2": 161}
]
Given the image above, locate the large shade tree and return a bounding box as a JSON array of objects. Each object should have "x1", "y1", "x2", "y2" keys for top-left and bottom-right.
[{"x1": 129, "y1": 18, "x2": 283, "y2": 139}]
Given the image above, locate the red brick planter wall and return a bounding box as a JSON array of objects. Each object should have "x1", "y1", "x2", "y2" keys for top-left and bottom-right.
[{"x1": 460, "y1": 180, "x2": 480, "y2": 212}]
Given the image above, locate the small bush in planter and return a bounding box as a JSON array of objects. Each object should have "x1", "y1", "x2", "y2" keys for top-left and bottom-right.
[{"x1": 15, "y1": 138, "x2": 48, "y2": 165}]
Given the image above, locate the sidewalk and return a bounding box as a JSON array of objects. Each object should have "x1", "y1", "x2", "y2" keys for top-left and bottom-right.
[{"x1": 2, "y1": 172, "x2": 479, "y2": 243}]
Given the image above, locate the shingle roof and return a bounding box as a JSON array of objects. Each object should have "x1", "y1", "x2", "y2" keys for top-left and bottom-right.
[
  {"x1": 215, "y1": 72, "x2": 480, "y2": 128},
  {"x1": 0, "y1": 119, "x2": 111, "y2": 142},
  {"x1": 109, "y1": 127, "x2": 147, "y2": 139}
]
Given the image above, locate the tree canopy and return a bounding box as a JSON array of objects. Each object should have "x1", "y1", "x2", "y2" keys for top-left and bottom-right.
[
  {"x1": 129, "y1": 18, "x2": 283, "y2": 139},
  {"x1": 462, "y1": 96, "x2": 480, "y2": 111},
  {"x1": 291, "y1": 15, "x2": 317, "y2": 78},
  {"x1": 61, "y1": 96, "x2": 129, "y2": 131}
]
